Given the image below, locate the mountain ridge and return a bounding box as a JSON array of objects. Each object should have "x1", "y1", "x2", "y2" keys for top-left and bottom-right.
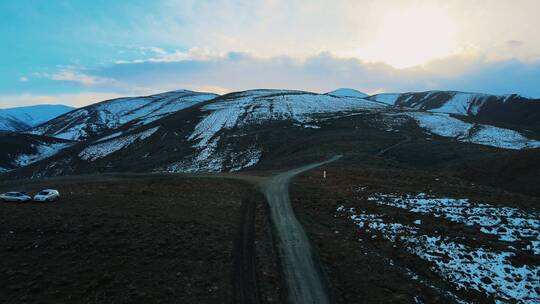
[
  {"x1": 0, "y1": 104, "x2": 74, "y2": 132},
  {"x1": 30, "y1": 89, "x2": 218, "y2": 141},
  {"x1": 2, "y1": 88, "x2": 540, "y2": 186}
]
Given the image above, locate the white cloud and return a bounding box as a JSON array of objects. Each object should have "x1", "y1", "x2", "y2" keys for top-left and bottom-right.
[
  {"x1": 99, "y1": 51, "x2": 540, "y2": 98},
  {"x1": 3, "y1": 50, "x2": 540, "y2": 110},
  {"x1": 115, "y1": 47, "x2": 224, "y2": 64},
  {"x1": 49, "y1": 69, "x2": 113, "y2": 86},
  {"x1": 136, "y1": 0, "x2": 540, "y2": 68},
  {"x1": 19, "y1": 76, "x2": 29, "y2": 82}
]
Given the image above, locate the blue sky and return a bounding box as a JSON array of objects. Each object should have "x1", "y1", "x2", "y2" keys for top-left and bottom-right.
[{"x1": 1, "y1": 0, "x2": 540, "y2": 107}]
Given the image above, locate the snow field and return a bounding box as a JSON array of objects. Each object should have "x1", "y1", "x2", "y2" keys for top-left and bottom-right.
[
  {"x1": 337, "y1": 200, "x2": 540, "y2": 303},
  {"x1": 78, "y1": 127, "x2": 159, "y2": 161}
]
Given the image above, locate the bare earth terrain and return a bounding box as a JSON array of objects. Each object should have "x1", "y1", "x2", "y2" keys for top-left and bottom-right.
[
  {"x1": 0, "y1": 175, "x2": 281, "y2": 304},
  {"x1": 290, "y1": 164, "x2": 540, "y2": 303},
  {"x1": 1, "y1": 156, "x2": 539, "y2": 304}
]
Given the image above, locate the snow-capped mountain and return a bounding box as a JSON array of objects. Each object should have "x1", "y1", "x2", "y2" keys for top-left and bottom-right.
[
  {"x1": 171, "y1": 89, "x2": 384, "y2": 172},
  {"x1": 327, "y1": 88, "x2": 369, "y2": 98},
  {"x1": 31, "y1": 90, "x2": 218, "y2": 141},
  {"x1": 0, "y1": 104, "x2": 74, "y2": 132},
  {"x1": 3, "y1": 88, "x2": 540, "y2": 179},
  {"x1": 12, "y1": 89, "x2": 385, "y2": 177},
  {"x1": 367, "y1": 91, "x2": 540, "y2": 129}
]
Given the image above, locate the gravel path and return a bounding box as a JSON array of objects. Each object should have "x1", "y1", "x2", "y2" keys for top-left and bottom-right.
[{"x1": 261, "y1": 155, "x2": 341, "y2": 304}]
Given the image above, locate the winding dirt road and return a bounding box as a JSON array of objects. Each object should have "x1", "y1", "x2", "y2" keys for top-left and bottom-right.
[{"x1": 260, "y1": 156, "x2": 341, "y2": 304}]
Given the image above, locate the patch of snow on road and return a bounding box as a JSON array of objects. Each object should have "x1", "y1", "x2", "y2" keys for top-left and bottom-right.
[
  {"x1": 14, "y1": 143, "x2": 71, "y2": 167},
  {"x1": 368, "y1": 193, "x2": 540, "y2": 254},
  {"x1": 78, "y1": 127, "x2": 159, "y2": 161},
  {"x1": 405, "y1": 112, "x2": 540, "y2": 149},
  {"x1": 337, "y1": 206, "x2": 540, "y2": 303}
]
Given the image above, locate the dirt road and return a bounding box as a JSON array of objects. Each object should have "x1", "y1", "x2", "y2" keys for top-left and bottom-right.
[
  {"x1": 260, "y1": 156, "x2": 341, "y2": 304},
  {"x1": 376, "y1": 135, "x2": 411, "y2": 157}
]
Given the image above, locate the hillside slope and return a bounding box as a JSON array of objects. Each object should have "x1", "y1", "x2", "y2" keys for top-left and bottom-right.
[
  {"x1": 368, "y1": 91, "x2": 540, "y2": 131},
  {"x1": 0, "y1": 132, "x2": 74, "y2": 172},
  {"x1": 0, "y1": 104, "x2": 74, "y2": 131},
  {"x1": 30, "y1": 90, "x2": 218, "y2": 141}
]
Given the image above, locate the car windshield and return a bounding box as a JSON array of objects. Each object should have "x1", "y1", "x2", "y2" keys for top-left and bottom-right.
[{"x1": 38, "y1": 191, "x2": 50, "y2": 195}]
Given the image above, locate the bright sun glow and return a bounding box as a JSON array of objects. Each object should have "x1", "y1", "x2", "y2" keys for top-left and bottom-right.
[{"x1": 360, "y1": 6, "x2": 458, "y2": 69}]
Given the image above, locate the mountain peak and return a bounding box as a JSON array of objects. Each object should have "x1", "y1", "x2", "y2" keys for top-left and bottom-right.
[{"x1": 326, "y1": 88, "x2": 368, "y2": 98}]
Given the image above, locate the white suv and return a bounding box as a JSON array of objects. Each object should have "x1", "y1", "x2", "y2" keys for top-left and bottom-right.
[
  {"x1": 33, "y1": 189, "x2": 60, "y2": 202},
  {"x1": 0, "y1": 192, "x2": 32, "y2": 202}
]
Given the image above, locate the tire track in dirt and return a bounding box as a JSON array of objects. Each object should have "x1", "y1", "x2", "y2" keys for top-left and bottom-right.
[{"x1": 233, "y1": 191, "x2": 261, "y2": 304}]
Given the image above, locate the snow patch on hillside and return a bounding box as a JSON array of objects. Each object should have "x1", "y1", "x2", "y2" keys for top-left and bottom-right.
[
  {"x1": 369, "y1": 93, "x2": 401, "y2": 105},
  {"x1": 95, "y1": 131, "x2": 124, "y2": 143},
  {"x1": 54, "y1": 122, "x2": 91, "y2": 140},
  {"x1": 116, "y1": 92, "x2": 217, "y2": 126},
  {"x1": 405, "y1": 112, "x2": 540, "y2": 149},
  {"x1": 428, "y1": 93, "x2": 489, "y2": 116},
  {"x1": 337, "y1": 205, "x2": 539, "y2": 303},
  {"x1": 183, "y1": 91, "x2": 384, "y2": 172},
  {"x1": 78, "y1": 127, "x2": 159, "y2": 161},
  {"x1": 368, "y1": 193, "x2": 540, "y2": 254},
  {"x1": 14, "y1": 143, "x2": 71, "y2": 167},
  {"x1": 189, "y1": 92, "x2": 385, "y2": 150},
  {"x1": 164, "y1": 137, "x2": 261, "y2": 173}
]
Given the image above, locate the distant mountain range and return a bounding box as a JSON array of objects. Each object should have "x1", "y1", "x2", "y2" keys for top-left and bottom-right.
[
  {"x1": 0, "y1": 104, "x2": 74, "y2": 132},
  {"x1": 1, "y1": 88, "x2": 539, "y2": 193}
]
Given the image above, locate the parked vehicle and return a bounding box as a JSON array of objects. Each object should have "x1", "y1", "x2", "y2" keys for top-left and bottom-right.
[
  {"x1": 0, "y1": 192, "x2": 32, "y2": 202},
  {"x1": 33, "y1": 189, "x2": 60, "y2": 202}
]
